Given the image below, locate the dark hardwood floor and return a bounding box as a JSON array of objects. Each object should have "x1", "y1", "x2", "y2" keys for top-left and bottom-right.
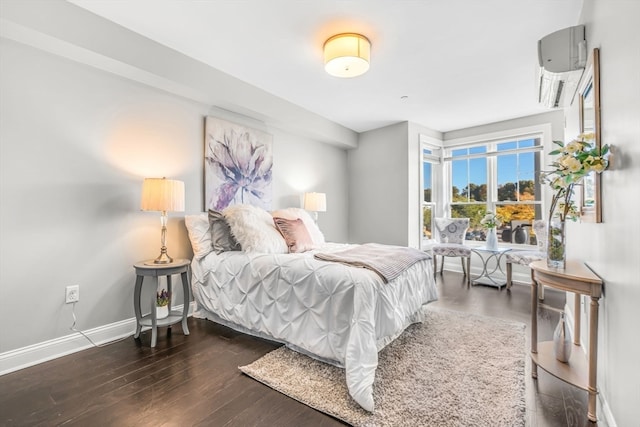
[{"x1": 0, "y1": 271, "x2": 599, "y2": 426}]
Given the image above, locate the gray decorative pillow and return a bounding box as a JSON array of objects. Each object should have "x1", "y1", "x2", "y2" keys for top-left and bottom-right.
[{"x1": 208, "y1": 209, "x2": 241, "y2": 254}]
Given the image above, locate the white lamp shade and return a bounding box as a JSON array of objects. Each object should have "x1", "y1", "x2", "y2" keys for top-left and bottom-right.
[
  {"x1": 303, "y1": 192, "x2": 327, "y2": 212},
  {"x1": 323, "y1": 33, "x2": 370, "y2": 78},
  {"x1": 141, "y1": 178, "x2": 185, "y2": 212}
]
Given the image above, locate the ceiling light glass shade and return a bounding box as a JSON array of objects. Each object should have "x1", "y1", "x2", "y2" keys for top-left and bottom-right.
[{"x1": 323, "y1": 33, "x2": 370, "y2": 78}]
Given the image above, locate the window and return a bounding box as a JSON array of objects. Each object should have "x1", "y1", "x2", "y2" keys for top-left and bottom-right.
[
  {"x1": 446, "y1": 135, "x2": 543, "y2": 244},
  {"x1": 495, "y1": 138, "x2": 543, "y2": 228},
  {"x1": 421, "y1": 143, "x2": 441, "y2": 245},
  {"x1": 450, "y1": 147, "x2": 488, "y2": 240}
]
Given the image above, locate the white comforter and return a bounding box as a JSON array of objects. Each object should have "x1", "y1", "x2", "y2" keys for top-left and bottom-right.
[{"x1": 190, "y1": 243, "x2": 438, "y2": 411}]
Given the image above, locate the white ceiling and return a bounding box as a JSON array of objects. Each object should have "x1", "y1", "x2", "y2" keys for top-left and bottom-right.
[{"x1": 69, "y1": 0, "x2": 583, "y2": 133}]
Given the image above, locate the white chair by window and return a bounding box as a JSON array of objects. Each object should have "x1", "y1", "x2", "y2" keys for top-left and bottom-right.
[
  {"x1": 505, "y1": 220, "x2": 547, "y2": 299},
  {"x1": 432, "y1": 218, "x2": 471, "y2": 286}
]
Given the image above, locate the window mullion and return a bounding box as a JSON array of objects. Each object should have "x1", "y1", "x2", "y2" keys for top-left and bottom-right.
[{"x1": 487, "y1": 148, "x2": 497, "y2": 213}]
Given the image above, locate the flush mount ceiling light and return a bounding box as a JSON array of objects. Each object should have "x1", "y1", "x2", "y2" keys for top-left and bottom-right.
[{"x1": 323, "y1": 33, "x2": 371, "y2": 78}]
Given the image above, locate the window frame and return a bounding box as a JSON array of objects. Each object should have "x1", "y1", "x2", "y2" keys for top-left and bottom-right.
[
  {"x1": 441, "y1": 124, "x2": 553, "y2": 247},
  {"x1": 420, "y1": 134, "x2": 443, "y2": 249}
]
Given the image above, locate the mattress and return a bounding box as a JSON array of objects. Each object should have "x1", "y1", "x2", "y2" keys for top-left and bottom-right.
[{"x1": 190, "y1": 242, "x2": 438, "y2": 411}]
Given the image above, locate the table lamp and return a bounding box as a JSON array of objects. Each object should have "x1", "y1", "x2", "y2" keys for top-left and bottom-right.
[
  {"x1": 303, "y1": 192, "x2": 326, "y2": 223},
  {"x1": 141, "y1": 177, "x2": 185, "y2": 264}
]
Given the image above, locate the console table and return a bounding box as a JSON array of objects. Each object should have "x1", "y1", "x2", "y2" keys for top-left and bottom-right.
[{"x1": 529, "y1": 260, "x2": 602, "y2": 422}]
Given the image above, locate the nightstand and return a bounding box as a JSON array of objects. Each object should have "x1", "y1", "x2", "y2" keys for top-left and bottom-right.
[{"x1": 133, "y1": 259, "x2": 191, "y2": 347}]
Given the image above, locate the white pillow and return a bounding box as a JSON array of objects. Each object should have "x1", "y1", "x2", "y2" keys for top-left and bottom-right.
[
  {"x1": 223, "y1": 204, "x2": 288, "y2": 253},
  {"x1": 271, "y1": 207, "x2": 325, "y2": 246},
  {"x1": 184, "y1": 213, "x2": 213, "y2": 259}
]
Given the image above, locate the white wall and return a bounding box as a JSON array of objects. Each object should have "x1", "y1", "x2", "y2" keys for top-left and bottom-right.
[
  {"x1": 0, "y1": 34, "x2": 349, "y2": 354},
  {"x1": 444, "y1": 111, "x2": 564, "y2": 143},
  {"x1": 563, "y1": 2, "x2": 640, "y2": 425}
]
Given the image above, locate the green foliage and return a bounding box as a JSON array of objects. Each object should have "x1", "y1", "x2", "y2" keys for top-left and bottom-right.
[
  {"x1": 422, "y1": 206, "x2": 433, "y2": 238},
  {"x1": 156, "y1": 289, "x2": 171, "y2": 307},
  {"x1": 451, "y1": 204, "x2": 486, "y2": 229}
]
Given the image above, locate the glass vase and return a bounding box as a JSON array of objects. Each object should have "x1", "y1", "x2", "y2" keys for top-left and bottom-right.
[
  {"x1": 485, "y1": 227, "x2": 498, "y2": 251},
  {"x1": 547, "y1": 219, "x2": 566, "y2": 269}
]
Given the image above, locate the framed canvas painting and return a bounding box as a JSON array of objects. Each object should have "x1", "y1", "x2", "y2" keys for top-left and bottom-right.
[{"x1": 204, "y1": 117, "x2": 273, "y2": 211}]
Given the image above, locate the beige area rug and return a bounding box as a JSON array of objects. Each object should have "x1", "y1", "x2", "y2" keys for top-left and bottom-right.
[{"x1": 239, "y1": 307, "x2": 526, "y2": 427}]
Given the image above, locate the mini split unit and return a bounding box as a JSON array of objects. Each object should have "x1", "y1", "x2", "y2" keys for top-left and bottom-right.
[{"x1": 537, "y1": 25, "x2": 587, "y2": 108}]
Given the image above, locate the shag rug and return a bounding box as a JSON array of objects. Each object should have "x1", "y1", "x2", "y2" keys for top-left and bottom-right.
[{"x1": 239, "y1": 307, "x2": 526, "y2": 427}]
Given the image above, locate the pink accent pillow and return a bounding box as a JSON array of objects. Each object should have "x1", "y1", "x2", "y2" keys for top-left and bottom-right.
[
  {"x1": 273, "y1": 217, "x2": 315, "y2": 253},
  {"x1": 271, "y1": 208, "x2": 325, "y2": 246}
]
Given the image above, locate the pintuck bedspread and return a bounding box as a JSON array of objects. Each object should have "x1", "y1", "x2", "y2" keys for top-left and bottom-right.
[{"x1": 190, "y1": 242, "x2": 438, "y2": 411}]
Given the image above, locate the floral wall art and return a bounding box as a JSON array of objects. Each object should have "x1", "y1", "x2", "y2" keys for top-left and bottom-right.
[{"x1": 205, "y1": 116, "x2": 273, "y2": 211}]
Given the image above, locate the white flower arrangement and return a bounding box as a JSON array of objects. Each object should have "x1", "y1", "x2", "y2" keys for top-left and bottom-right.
[
  {"x1": 480, "y1": 211, "x2": 502, "y2": 229},
  {"x1": 541, "y1": 133, "x2": 609, "y2": 221}
]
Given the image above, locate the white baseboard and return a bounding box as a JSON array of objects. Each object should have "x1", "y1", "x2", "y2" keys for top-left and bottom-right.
[
  {"x1": 600, "y1": 396, "x2": 617, "y2": 427},
  {"x1": 0, "y1": 302, "x2": 196, "y2": 376}
]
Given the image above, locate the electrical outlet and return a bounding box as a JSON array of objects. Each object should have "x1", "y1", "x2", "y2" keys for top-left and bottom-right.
[{"x1": 65, "y1": 285, "x2": 79, "y2": 304}]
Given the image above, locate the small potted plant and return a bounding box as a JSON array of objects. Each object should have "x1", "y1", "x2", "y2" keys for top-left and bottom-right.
[{"x1": 156, "y1": 288, "x2": 171, "y2": 319}]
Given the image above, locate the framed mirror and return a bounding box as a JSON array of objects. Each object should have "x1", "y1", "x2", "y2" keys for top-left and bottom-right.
[{"x1": 578, "y1": 48, "x2": 602, "y2": 223}]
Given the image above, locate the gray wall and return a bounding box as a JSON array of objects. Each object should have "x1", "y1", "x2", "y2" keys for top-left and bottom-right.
[
  {"x1": 564, "y1": 1, "x2": 640, "y2": 425},
  {"x1": 348, "y1": 121, "x2": 442, "y2": 247},
  {"x1": 0, "y1": 9, "x2": 350, "y2": 353},
  {"x1": 348, "y1": 122, "x2": 410, "y2": 246}
]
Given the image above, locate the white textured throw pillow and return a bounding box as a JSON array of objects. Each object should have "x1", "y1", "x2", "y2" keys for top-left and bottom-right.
[
  {"x1": 223, "y1": 204, "x2": 288, "y2": 253},
  {"x1": 271, "y1": 207, "x2": 326, "y2": 246},
  {"x1": 185, "y1": 213, "x2": 213, "y2": 259}
]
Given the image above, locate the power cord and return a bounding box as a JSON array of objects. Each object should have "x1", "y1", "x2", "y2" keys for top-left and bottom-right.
[{"x1": 70, "y1": 301, "x2": 132, "y2": 348}]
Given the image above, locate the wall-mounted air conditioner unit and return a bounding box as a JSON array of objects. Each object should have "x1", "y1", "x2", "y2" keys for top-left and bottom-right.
[{"x1": 537, "y1": 25, "x2": 587, "y2": 108}]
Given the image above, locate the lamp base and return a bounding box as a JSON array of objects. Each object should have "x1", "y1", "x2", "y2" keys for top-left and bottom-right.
[{"x1": 153, "y1": 248, "x2": 173, "y2": 264}]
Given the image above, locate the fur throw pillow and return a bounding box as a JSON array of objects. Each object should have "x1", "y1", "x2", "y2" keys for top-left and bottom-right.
[{"x1": 223, "y1": 204, "x2": 288, "y2": 253}]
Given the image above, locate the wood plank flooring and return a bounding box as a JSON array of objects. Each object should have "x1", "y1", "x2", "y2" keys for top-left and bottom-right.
[{"x1": 0, "y1": 271, "x2": 600, "y2": 426}]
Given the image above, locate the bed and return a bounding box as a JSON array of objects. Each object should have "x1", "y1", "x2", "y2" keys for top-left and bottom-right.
[{"x1": 185, "y1": 205, "x2": 438, "y2": 411}]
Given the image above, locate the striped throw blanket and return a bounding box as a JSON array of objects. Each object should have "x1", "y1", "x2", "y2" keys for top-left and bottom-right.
[{"x1": 314, "y1": 243, "x2": 431, "y2": 283}]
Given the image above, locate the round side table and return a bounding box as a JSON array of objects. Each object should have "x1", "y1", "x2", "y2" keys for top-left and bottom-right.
[{"x1": 133, "y1": 259, "x2": 190, "y2": 347}]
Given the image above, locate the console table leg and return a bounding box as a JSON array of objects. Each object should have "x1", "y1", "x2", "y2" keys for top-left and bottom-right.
[
  {"x1": 574, "y1": 293, "x2": 581, "y2": 345},
  {"x1": 531, "y1": 270, "x2": 538, "y2": 379},
  {"x1": 588, "y1": 296, "x2": 599, "y2": 422}
]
